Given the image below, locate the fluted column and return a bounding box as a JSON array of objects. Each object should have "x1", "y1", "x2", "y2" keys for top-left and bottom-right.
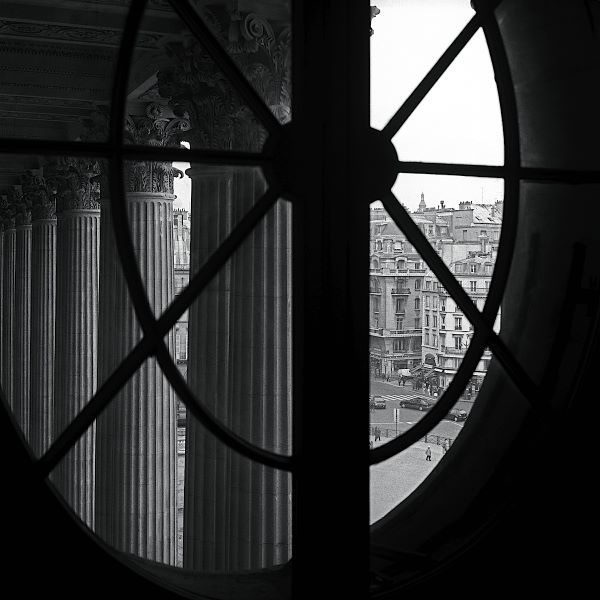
[
  {"x1": 182, "y1": 166, "x2": 235, "y2": 571},
  {"x1": 158, "y1": 13, "x2": 293, "y2": 572},
  {"x1": 183, "y1": 167, "x2": 292, "y2": 571},
  {"x1": 13, "y1": 186, "x2": 32, "y2": 440},
  {"x1": 50, "y1": 158, "x2": 100, "y2": 527},
  {"x1": 95, "y1": 106, "x2": 184, "y2": 563},
  {"x1": 0, "y1": 195, "x2": 16, "y2": 407},
  {"x1": 26, "y1": 170, "x2": 57, "y2": 456}
]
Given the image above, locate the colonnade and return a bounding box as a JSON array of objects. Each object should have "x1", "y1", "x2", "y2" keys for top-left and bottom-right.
[{"x1": 0, "y1": 8, "x2": 292, "y2": 572}]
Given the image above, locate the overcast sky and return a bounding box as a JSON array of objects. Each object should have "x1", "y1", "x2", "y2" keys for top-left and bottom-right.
[{"x1": 175, "y1": 0, "x2": 504, "y2": 212}]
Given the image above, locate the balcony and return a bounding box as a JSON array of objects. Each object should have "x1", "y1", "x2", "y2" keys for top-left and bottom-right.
[
  {"x1": 391, "y1": 287, "x2": 411, "y2": 295},
  {"x1": 445, "y1": 346, "x2": 466, "y2": 354},
  {"x1": 369, "y1": 327, "x2": 384, "y2": 336}
]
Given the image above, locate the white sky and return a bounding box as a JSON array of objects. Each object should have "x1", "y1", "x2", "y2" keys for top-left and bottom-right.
[{"x1": 175, "y1": 0, "x2": 504, "y2": 212}]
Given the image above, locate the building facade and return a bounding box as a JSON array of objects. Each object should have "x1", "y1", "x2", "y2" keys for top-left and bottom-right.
[{"x1": 370, "y1": 195, "x2": 502, "y2": 391}]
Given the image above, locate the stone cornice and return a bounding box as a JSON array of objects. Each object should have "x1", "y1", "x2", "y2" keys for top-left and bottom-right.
[{"x1": 157, "y1": 9, "x2": 291, "y2": 151}]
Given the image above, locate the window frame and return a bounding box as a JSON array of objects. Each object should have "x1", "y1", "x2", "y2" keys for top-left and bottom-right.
[{"x1": 2, "y1": 1, "x2": 596, "y2": 600}]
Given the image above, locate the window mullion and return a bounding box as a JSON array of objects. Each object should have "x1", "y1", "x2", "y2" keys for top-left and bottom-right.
[{"x1": 291, "y1": 2, "x2": 371, "y2": 598}]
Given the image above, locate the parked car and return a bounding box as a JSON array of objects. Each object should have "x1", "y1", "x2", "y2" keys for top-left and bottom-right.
[
  {"x1": 445, "y1": 408, "x2": 468, "y2": 422},
  {"x1": 369, "y1": 395, "x2": 387, "y2": 409},
  {"x1": 398, "y1": 396, "x2": 432, "y2": 411}
]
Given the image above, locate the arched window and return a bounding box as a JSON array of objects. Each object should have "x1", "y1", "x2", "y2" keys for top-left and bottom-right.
[{"x1": 0, "y1": 2, "x2": 598, "y2": 599}]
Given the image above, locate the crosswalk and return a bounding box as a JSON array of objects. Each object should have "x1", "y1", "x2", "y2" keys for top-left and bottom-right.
[{"x1": 376, "y1": 394, "x2": 427, "y2": 403}]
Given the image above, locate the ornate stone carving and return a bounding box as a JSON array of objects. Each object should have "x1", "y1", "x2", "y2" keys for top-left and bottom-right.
[
  {"x1": 156, "y1": 8, "x2": 291, "y2": 151},
  {"x1": 3, "y1": 186, "x2": 23, "y2": 228},
  {"x1": 0, "y1": 19, "x2": 163, "y2": 50},
  {"x1": 79, "y1": 103, "x2": 186, "y2": 196},
  {"x1": 0, "y1": 193, "x2": 16, "y2": 229},
  {"x1": 125, "y1": 103, "x2": 186, "y2": 194},
  {"x1": 44, "y1": 157, "x2": 100, "y2": 213},
  {"x1": 371, "y1": 6, "x2": 380, "y2": 36},
  {"x1": 22, "y1": 169, "x2": 56, "y2": 221}
]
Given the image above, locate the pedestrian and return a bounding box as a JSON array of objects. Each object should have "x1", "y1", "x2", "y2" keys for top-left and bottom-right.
[
  {"x1": 369, "y1": 439, "x2": 374, "y2": 450},
  {"x1": 425, "y1": 446, "x2": 432, "y2": 461},
  {"x1": 442, "y1": 440, "x2": 447, "y2": 454},
  {"x1": 374, "y1": 426, "x2": 381, "y2": 442}
]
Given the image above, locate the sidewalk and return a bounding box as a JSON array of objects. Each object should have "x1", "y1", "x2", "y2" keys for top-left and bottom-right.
[{"x1": 370, "y1": 436, "x2": 444, "y2": 524}]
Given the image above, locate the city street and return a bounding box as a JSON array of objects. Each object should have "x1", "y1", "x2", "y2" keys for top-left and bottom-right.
[{"x1": 369, "y1": 378, "x2": 473, "y2": 441}]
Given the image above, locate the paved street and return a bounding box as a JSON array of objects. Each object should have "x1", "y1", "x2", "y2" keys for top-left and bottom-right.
[{"x1": 369, "y1": 378, "x2": 473, "y2": 441}]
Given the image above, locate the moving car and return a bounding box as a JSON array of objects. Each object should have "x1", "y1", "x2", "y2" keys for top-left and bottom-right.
[
  {"x1": 445, "y1": 408, "x2": 468, "y2": 422},
  {"x1": 398, "y1": 396, "x2": 432, "y2": 411},
  {"x1": 369, "y1": 396, "x2": 387, "y2": 409}
]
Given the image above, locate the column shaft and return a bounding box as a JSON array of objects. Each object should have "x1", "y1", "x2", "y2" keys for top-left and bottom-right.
[
  {"x1": 96, "y1": 192, "x2": 177, "y2": 564},
  {"x1": 183, "y1": 167, "x2": 292, "y2": 571},
  {"x1": 13, "y1": 222, "x2": 31, "y2": 439},
  {"x1": 53, "y1": 209, "x2": 99, "y2": 527},
  {"x1": 30, "y1": 218, "x2": 56, "y2": 456},
  {"x1": 1, "y1": 226, "x2": 16, "y2": 407}
]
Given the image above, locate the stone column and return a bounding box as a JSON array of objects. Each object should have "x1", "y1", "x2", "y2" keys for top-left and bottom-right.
[
  {"x1": 0, "y1": 194, "x2": 16, "y2": 408},
  {"x1": 24, "y1": 170, "x2": 57, "y2": 457},
  {"x1": 49, "y1": 158, "x2": 100, "y2": 528},
  {"x1": 13, "y1": 184, "x2": 32, "y2": 440},
  {"x1": 158, "y1": 13, "x2": 292, "y2": 572},
  {"x1": 95, "y1": 104, "x2": 184, "y2": 564}
]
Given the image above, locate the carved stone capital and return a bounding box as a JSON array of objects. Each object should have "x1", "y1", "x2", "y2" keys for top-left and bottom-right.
[
  {"x1": 157, "y1": 9, "x2": 291, "y2": 151},
  {"x1": 3, "y1": 186, "x2": 24, "y2": 228},
  {"x1": 22, "y1": 169, "x2": 56, "y2": 221},
  {"x1": 44, "y1": 157, "x2": 101, "y2": 213},
  {"x1": 79, "y1": 104, "x2": 186, "y2": 197},
  {"x1": 0, "y1": 193, "x2": 16, "y2": 230}
]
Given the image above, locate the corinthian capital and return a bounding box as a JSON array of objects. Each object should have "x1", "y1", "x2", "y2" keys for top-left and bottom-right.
[
  {"x1": 5, "y1": 186, "x2": 25, "y2": 227},
  {"x1": 0, "y1": 193, "x2": 16, "y2": 230},
  {"x1": 14, "y1": 179, "x2": 32, "y2": 227},
  {"x1": 156, "y1": 8, "x2": 290, "y2": 150},
  {"x1": 44, "y1": 157, "x2": 101, "y2": 213},
  {"x1": 22, "y1": 169, "x2": 56, "y2": 221}
]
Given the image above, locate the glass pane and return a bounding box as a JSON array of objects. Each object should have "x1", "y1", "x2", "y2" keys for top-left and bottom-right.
[
  {"x1": 391, "y1": 173, "x2": 504, "y2": 300},
  {"x1": 187, "y1": 0, "x2": 292, "y2": 125},
  {"x1": 0, "y1": 1, "x2": 130, "y2": 142},
  {"x1": 172, "y1": 198, "x2": 292, "y2": 456},
  {"x1": 180, "y1": 420, "x2": 293, "y2": 575},
  {"x1": 125, "y1": 1, "x2": 289, "y2": 151},
  {"x1": 0, "y1": 153, "x2": 143, "y2": 454},
  {"x1": 371, "y1": 0, "x2": 475, "y2": 130},
  {"x1": 369, "y1": 191, "x2": 501, "y2": 441},
  {"x1": 389, "y1": 30, "x2": 503, "y2": 165},
  {"x1": 370, "y1": 348, "x2": 493, "y2": 525}
]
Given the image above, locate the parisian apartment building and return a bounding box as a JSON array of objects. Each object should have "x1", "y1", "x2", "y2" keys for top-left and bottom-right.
[{"x1": 370, "y1": 194, "x2": 503, "y2": 392}]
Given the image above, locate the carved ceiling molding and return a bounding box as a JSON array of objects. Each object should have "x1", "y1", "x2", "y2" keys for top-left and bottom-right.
[
  {"x1": 0, "y1": 111, "x2": 79, "y2": 122},
  {"x1": 0, "y1": 64, "x2": 110, "y2": 79},
  {"x1": 0, "y1": 39, "x2": 116, "y2": 61},
  {"x1": 0, "y1": 19, "x2": 164, "y2": 49},
  {"x1": 0, "y1": 95, "x2": 96, "y2": 109},
  {"x1": 0, "y1": 81, "x2": 107, "y2": 97}
]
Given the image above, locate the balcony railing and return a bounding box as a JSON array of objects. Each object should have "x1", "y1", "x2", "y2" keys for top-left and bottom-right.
[
  {"x1": 445, "y1": 346, "x2": 466, "y2": 354},
  {"x1": 391, "y1": 287, "x2": 411, "y2": 295}
]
